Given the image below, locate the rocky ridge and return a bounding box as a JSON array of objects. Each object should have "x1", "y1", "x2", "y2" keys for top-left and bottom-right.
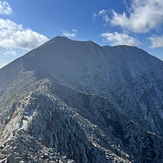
[{"x1": 0, "y1": 36, "x2": 163, "y2": 162}]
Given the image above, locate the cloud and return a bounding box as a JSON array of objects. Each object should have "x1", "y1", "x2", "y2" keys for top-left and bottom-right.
[
  {"x1": 148, "y1": 35, "x2": 163, "y2": 48},
  {"x1": 93, "y1": 10, "x2": 109, "y2": 22},
  {"x1": 3, "y1": 49, "x2": 16, "y2": 57},
  {"x1": 101, "y1": 32, "x2": 141, "y2": 46},
  {"x1": 110, "y1": 0, "x2": 163, "y2": 33},
  {"x1": 0, "y1": 19, "x2": 49, "y2": 51},
  {"x1": 72, "y1": 29, "x2": 78, "y2": 33},
  {"x1": 61, "y1": 29, "x2": 78, "y2": 38},
  {"x1": 0, "y1": 1, "x2": 12, "y2": 15}
]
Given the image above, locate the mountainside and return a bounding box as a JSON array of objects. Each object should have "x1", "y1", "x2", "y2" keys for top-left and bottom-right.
[{"x1": 0, "y1": 36, "x2": 163, "y2": 163}]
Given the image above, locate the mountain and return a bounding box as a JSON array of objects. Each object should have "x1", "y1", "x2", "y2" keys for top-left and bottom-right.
[{"x1": 0, "y1": 36, "x2": 163, "y2": 163}]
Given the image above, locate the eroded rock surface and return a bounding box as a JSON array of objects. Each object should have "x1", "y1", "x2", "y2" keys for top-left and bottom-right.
[{"x1": 0, "y1": 37, "x2": 163, "y2": 162}]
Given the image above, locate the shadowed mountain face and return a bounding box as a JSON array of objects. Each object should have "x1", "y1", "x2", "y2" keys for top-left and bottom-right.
[{"x1": 0, "y1": 36, "x2": 163, "y2": 162}]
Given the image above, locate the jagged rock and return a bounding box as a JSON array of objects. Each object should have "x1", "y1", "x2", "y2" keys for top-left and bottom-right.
[{"x1": 0, "y1": 37, "x2": 163, "y2": 162}]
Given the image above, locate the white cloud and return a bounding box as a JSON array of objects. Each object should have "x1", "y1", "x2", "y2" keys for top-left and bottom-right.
[
  {"x1": 72, "y1": 29, "x2": 78, "y2": 33},
  {"x1": 93, "y1": 10, "x2": 109, "y2": 23},
  {"x1": 99, "y1": 10, "x2": 109, "y2": 22},
  {"x1": 61, "y1": 29, "x2": 78, "y2": 38},
  {"x1": 0, "y1": 1, "x2": 12, "y2": 15},
  {"x1": 148, "y1": 35, "x2": 163, "y2": 48},
  {"x1": 101, "y1": 32, "x2": 141, "y2": 46},
  {"x1": 3, "y1": 49, "x2": 16, "y2": 57},
  {"x1": 0, "y1": 19, "x2": 49, "y2": 51},
  {"x1": 110, "y1": 0, "x2": 163, "y2": 33}
]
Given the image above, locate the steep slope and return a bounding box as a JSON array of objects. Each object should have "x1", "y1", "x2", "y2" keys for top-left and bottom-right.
[
  {"x1": 21, "y1": 36, "x2": 163, "y2": 134},
  {"x1": 0, "y1": 79, "x2": 163, "y2": 162},
  {"x1": 0, "y1": 36, "x2": 163, "y2": 162}
]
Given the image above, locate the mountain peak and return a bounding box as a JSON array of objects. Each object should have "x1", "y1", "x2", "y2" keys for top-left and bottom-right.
[
  {"x1": 40, "y1": 36, "x2": 71, "y2": 47},
  {"x1": 0, "y1": 37, "x2": 163, "y2": 163},
  {"x1": 53, "y1": 36, "x2": 70, "y2": 41}
]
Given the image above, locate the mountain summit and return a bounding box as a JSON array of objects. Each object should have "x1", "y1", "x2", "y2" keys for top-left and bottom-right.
[{"x1": 0, "y1": 36, "x2": 163, "y2": 162}]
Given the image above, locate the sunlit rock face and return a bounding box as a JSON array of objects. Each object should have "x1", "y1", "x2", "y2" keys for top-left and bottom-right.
[{"x1": 0, "y1": 36, "x2": 163, "y2": 162}]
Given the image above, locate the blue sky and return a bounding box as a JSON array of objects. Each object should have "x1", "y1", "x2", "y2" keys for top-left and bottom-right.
[{"x1": 0, "y1": 0, "x2": 163, "y2": 68}]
